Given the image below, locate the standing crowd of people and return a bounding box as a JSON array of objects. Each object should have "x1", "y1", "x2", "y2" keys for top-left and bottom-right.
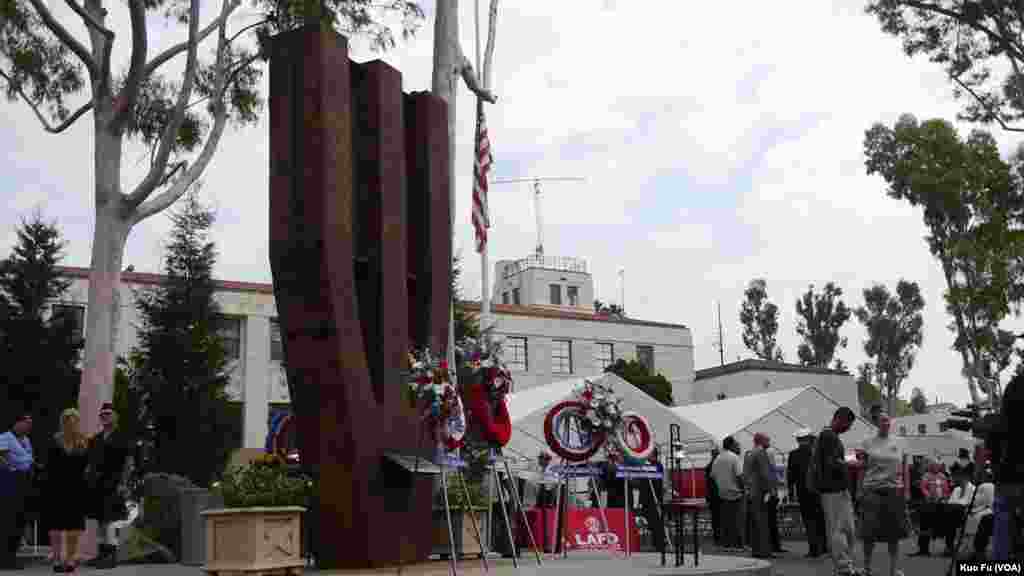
[
  {"x1": 703, "y1": 400, "x2": 1019, "y2": 576},
  {"x1": 0, "y1": 403, "x2": 134, "y2": 572}
]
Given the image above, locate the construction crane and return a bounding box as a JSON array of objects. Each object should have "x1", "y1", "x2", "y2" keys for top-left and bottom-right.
[{"x1": 490, "y1": 176, "x2": 585, "y2": 256}]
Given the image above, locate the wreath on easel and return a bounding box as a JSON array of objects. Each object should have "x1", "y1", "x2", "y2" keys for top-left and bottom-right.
[
  {"x1": 407, "y1": 348, "x2": 466, "y2": 452},
  {"x1": 457, "y1": 336, "x2": 513, "y2": 448}
]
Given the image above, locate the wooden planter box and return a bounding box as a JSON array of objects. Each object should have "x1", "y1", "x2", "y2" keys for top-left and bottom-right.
[
  {"x1": 432, "y1": 507, "x2": 488, "y2": 559},
  {"x1": 201, "y1": 506, "x2": 306, "y2": 575}
]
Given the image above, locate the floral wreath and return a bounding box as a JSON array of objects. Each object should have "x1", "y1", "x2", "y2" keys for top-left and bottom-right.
[
  {"x1": 575, "y1": 378, "x2": 633, "y2": 461},
  {"x1": 576, "y1": 378, "x2": 624, "y2": 433},
  {"x1": 457, "y1": 336, "x2": 514, "y2": 447},
  {"x1": 407, "y1": 348, "x2": 466, "y2": 451}
]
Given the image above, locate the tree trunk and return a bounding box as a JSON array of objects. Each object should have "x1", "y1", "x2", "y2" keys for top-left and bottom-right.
[
  {"x1": 939, "y1": 257, "x2": 982, "y2": 407},
  {"x1": 79, "y1": 127, "x2": 130, "y2": 437}
]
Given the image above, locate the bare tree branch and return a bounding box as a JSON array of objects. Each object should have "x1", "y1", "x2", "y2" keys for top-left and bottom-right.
[
  {"x1": 110, "y1": 0, "x2": 148, "y2": 132},
  {"x1": 482, "y1": 0, "x2": 499, "y2": 89},
  {"x1": 140, "y1": 0, "x2": 241, "y2": 82},
  {"x1": 158, "y1": 160, "x2": 187, "y2": 186},
  {"x1": 456, "y1": 47, "x2": 496, "y2": 103},
  {"x1": 64, "y1": 0, "x2": 114, "y2": 39},
  {"x1": 25, "y1": 0, "x2": 98, "y2": 77},
  {"x1": 952, "y1": 75, "x2": 1024, "y2": 132},
  {"x1": 227, "y1": 18, "x2": 271, "y2": 47},
  {"x1": 124, "y1": 0, "x2": 202, "y2": 210},
  {"x1": 0, "y1": 68, "x2": 94, "y2": 133},
  {"x1": 130, "y1": 0, "x2": 233, "y2": 227}
]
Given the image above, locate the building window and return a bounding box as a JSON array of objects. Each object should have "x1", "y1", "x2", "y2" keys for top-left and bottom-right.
[
  {"x1": 512, "y1": 288, "x2": 521, "y2": 305},
  {"x1": 567, "y1": 286, "x2": 579, "y2": 307},
  {"x1": 918, "y1": 423, "x2": 927, "y2": 435},
  {"x1": 216, "y1": 316, "x2": 242, "y2": 360},
  {"x1": 549, "y1": 284, "x2": 561, "y2": 305},
  {"x1": 636, "y1": 345, "x2": 654, "y2": 373},
  {"x1": 594, "y1": 343, "x2": 614, "y2": 371},
  {"x1": 51, "y1": 304, "x2": 85, "y2": 343},
  {"x1": 507, "y1": 337, "x2": 528, "y2": 373},
  {"x1": 551, "y1": 339, "x2": 573, "y2": 374},
  {"x1": 270, "y1": 318, "x2": 283, "y2": 362},
  {"x1": 502, "y1": 292, "x2": 510, "y2": 305},
  {"x1": 899, "y1": 425, "x2": 907, "y2": 437}
]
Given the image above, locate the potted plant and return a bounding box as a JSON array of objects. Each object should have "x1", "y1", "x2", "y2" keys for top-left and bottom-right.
[{"x1": 203, "y1": 453, "x2": 313, "y2": 574}]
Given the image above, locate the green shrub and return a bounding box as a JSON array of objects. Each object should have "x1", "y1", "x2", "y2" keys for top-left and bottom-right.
[
  {"x1": 443, "y1": 472, "x2": 487, "y2": 510},
  {"x1": 212, "y1": 454, "x2": 313, "y2": 508}
]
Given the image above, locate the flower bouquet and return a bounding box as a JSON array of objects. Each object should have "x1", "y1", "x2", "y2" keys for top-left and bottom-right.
[
  {"x1": 577, "y1": 378, "x2": 625, "y2": 435},
  {"x1": 407, "y1": 348, "x2": 466, "y2": 452}
]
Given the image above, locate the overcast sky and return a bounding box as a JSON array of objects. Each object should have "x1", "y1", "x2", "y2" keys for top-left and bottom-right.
[{"x1": 3, "y1": 0, "x2": 1023, "y2": 408}]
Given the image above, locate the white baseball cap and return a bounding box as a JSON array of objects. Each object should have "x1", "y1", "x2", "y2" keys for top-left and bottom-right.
[{"x1": 793, "y1": 428, "x2": 813, "y2": 438}]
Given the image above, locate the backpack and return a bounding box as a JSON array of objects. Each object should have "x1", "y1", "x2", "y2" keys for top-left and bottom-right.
[{"x1": 805, "y1": 437, "x2": 820, "y2": 495}]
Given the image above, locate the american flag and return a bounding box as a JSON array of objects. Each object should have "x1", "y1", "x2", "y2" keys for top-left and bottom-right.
[{"x1": 472, "y1": 99, "x2": 493, "y2": 253}]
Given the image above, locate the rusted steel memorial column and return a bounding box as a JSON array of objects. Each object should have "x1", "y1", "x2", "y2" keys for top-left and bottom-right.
[{"x1": 268, "y1": 25, "x2": 451, "y2": 569}]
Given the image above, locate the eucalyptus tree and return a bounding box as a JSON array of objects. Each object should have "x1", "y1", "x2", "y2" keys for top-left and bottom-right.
[{"x1": 1, "y1": 0, "x2": 423, "y2": 422}]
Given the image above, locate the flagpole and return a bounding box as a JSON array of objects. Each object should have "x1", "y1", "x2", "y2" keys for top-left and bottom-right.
[
  {"x1": 475, "y1": 0, "x2": 490, "y2": 339},
  {"x1": 479, "y1": 1, "x2": 499, "y2": 341}
]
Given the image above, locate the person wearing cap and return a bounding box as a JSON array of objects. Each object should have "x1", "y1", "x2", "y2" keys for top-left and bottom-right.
[
  {"x1": 0, "y1": 412, "x2": 34, "y2": 570},
  {"x1": 788, "y1": 428, "x2": 826, "y2": 558},
  {"x1": 949, "y1": 448, "x2": 975, "y2": 481},
  {"x1": 84, "y1": 403, "x2": 134, "y2": 570}
]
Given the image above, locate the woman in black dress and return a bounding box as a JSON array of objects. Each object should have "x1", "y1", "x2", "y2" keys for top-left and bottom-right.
[{"x1": 45, "y1": 408, "x2": 89, "y2": 573}]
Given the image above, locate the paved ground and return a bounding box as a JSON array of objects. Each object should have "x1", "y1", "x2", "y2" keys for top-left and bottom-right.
[{"x1": 11, "y1": 538, "x2": 972, "y2": 575}]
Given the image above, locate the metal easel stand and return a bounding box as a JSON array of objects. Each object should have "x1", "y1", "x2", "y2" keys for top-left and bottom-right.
[
  {"x1": 552, "y1": 459, "x2": 567, "y2": 560},
  {"x1": 647, "y1": 477, "x2": 673, "y2": 552},
  {"x1": 618, "y1": 465, "x2": 671, "y2": 558},
  {"x1": 623, "y1": 470, "x2": 632, "y2": 558},
  {"x1": 454, "y1": 465, "x2": 489, "y2": 573},
  {"x1": 490, "y1": 462, "x2": 518, "y2": 568},
  {"x1": 501, "y1": 455, "x2": 543, "y2": 566},
  {"x1": 583, "y1": 465, "x2": 614, "y2": 558},
  {"x1": 439, "y1": 461, "x2": 460, "y2": 576}
]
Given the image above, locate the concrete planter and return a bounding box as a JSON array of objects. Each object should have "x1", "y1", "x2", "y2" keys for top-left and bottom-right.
[
  {"x1": 432, "y1": 508, "x2": 488, "y2": 559},
  {"x1": 180, "y1": 489, "x2": 225, "y2": 566},
  {"x1": 200, "y1": 506, "x2": 306, "y2": 575}
]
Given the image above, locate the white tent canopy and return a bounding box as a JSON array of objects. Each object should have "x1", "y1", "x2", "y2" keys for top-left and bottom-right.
[
  {"x1": 671, "y1": 386, "x2": 877, "y2": 464},
  {"x1": 503, "y1": 373, "x2": 714, "y2": 468}
]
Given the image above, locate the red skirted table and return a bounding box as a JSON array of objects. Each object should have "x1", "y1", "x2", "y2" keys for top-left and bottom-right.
[{"x1": 516, "y1": 507, "x2": 640, "y2": 554}]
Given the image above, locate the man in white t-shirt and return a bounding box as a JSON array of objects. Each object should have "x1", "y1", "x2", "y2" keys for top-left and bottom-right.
[{"x1": 711, "y1": 436, "x2": 745, "y2": 550}]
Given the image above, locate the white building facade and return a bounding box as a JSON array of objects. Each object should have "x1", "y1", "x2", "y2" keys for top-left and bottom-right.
[
  {"x1": 56, "y1": 263, "x2": 695, "y2": 449},
  {"x1": 463, "y1": 301, "x2": 694, "y2": 398},
  {"x1": 685, "y1": 359, "x2": 860, "y2": 415}
]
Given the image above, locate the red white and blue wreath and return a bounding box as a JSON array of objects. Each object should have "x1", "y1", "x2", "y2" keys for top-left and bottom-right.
[
  {"x1": 407, "y1": 348, "x2": 466, "y2": 452},
  {"x1": 457, "y1": 337, "x2": 513, "y2": 447}
]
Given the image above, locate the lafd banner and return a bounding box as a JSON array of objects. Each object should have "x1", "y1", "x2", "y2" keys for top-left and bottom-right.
[{"x1": 562, "y1": 508, "x2": 640, "y2": 553}]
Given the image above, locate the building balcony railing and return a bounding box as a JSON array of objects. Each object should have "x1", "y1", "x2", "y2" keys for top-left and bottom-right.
[{"x1": 503, "y1": 255, "x2": 588, "y2": 278}]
